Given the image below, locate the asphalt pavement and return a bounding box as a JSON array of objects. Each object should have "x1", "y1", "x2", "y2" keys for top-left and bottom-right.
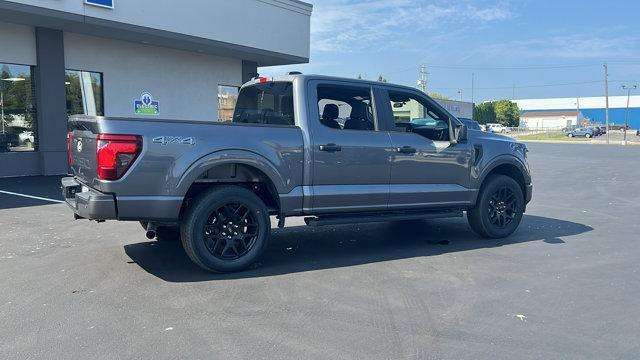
[{"x1": 1, "y1": 143, "x2": 639, "y2": 359}]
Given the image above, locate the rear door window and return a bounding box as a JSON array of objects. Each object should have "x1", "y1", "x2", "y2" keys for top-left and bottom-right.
[
  {"x1": 316, "y1": 84, "x2": 376, "y2": 131},
  {"x1": 233, "y1": 82, "x2": 295, "y2": 126}
]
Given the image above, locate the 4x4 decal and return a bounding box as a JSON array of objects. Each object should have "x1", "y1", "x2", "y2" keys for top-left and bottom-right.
[{"x1": 152, "y1": 136, "x2": 196, "y2": 146}]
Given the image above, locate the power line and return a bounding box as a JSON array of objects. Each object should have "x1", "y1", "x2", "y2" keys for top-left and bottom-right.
[
  {"x1": 386, "y1": 60, "x2": 640, "y2": 75},
  {"x1": 429, "y1": 80, "x2": 605, "y2": 91},
  {"x1": 429, "y1": 79, "x2": 640, "y2": 92}
]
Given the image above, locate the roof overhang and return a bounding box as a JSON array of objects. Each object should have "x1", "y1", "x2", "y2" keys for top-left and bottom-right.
[{"x1": 0, "y1": 0, "x2": 310, "y2": 66}]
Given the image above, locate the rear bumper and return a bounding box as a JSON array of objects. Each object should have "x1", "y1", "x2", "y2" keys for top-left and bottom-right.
[{"x1": 61, "y1": 177, "x2": 117, "y2": 220}]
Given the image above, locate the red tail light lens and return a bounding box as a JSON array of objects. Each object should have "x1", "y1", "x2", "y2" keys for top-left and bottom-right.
[
  {"x1": 67, "y1": 132, "x2": 73, "y2": 166},
  {"x1": 96, "y1": 134, "x2": 142, "y2": 180}
]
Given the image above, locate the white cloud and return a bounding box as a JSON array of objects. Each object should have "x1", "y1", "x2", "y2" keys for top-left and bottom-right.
[
  {"x1": 483, "y1": 31, "x2": 640, "y2": 60},
  {"x1": 309, "y1": 0, "x2": 516, "y2": 52},
  {"x1": 470, "y1": 5, "x2": 513, "y2": 21}
]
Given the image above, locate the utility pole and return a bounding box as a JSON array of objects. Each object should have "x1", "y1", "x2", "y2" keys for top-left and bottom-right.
[
  {"x1": 471, "y1": 72, "x2": 475, "y2": 103},
  {"x1": 417, "y1": 64, "x2": 428, "y2": 93},
  {"x1": 604, "y1": 63, "x2": 610, "y2": 144},
  {"x1": 576, "y1": 97, "x2": 580, "y2": 127},
  {"x1": 512, "y1": 84, "x2": 516, "y2": 99},
  {"x1": 622, "y1": 84, "x2": 637, "y2": 145},
  {"x1": 457, "y1": 89, "x2": 463, "y2": 102},
  {"x1": 0, "y1": 90, "x2": 4, "y2": 134}
]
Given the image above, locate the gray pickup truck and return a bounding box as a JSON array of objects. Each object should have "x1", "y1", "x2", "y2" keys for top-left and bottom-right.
[{"x1": 62, "y1": 74, "x2": 532, "y2": 273}]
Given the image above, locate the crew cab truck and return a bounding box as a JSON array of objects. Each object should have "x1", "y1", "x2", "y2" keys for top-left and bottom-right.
[{"x1": 62, "y1": 74, "x2": 532, "y2": 273}]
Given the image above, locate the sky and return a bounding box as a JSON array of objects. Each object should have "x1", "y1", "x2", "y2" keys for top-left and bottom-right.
[{"x1": 261, "y1": 0, "x2": 640, "y2": 103}]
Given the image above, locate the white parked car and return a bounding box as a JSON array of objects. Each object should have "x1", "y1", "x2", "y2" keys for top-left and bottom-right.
[
  {"x1": 19, "y1": 131, "x2": 34, "y2": 147},
  {"x1": 486, "y1": 123, "x2": 510, "y2": 133}
]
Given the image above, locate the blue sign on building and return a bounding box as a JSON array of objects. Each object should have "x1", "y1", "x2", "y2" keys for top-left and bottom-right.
[{"x1": 85, "y1": 0, "x2": 114, "y2": 9}]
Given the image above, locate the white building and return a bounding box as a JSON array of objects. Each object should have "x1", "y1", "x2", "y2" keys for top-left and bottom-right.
[
  {"x1": 0, "y1": 0, "x2": 312, "y2": 177},
  {"x1": 513, "y1": 95, "x2": 640, "y2": 130},
  {"x1": 520, "y1": 111, "x2": 585, "y2": 130},
  {"x1": 435, "y1": 99, "x2": 474, "y2": 119}
]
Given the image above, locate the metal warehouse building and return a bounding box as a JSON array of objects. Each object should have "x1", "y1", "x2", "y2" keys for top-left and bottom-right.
[
  {"x1": 513, "y1": 96, "x2": 640, "y2": 130},
  {"x1": 0, "y1": 0, "x2": 312, "y2": 177}
]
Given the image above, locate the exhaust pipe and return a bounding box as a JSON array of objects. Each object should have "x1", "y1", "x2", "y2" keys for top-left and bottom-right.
[{"x1": 145, "y1": 222, "x2": 157, "y2": 239}]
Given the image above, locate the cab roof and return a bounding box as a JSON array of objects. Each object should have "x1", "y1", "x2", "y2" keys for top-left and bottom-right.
[{"x1": 243, "y1": 73, "x2": 422, "y2": 93}]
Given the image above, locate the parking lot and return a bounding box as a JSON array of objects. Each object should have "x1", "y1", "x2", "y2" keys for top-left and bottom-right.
[{"x1": 1, "y1": 143, "x2": 639, "y2": 359}]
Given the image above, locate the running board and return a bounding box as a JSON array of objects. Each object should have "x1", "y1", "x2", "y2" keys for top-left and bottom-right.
[{"x1": 304, "y1": 209, "x2": 463, "y2": 227}]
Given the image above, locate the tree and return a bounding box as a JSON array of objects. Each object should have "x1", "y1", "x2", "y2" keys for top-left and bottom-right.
[
  {"x1": 474, "y1": 102, "x2": 495, "y2": 124},
  {"x1": 2, "y1": 68, "x2": 35, "y2": 129},
  {"x1": 493, "y1": 99, "x2": 520, "y2": 127},
  {"x1": 377, "y1": 75, "x2": 387, "y2": 83},
  {"x1": 473, "y1": 100, "x2": 520, "y2": 126},
  {"x1": 428, "y1": 92, "x2": 450, "y2": 100}
]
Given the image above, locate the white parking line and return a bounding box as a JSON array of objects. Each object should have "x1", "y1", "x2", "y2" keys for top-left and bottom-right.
[{"x1": 0, "y1": 190, "x2": 64, "y2": 203}]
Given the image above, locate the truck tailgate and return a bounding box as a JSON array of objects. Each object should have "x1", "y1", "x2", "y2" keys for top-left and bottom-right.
[{"x1": 68, "y1": 118, "x2": 99, "y2": 184}]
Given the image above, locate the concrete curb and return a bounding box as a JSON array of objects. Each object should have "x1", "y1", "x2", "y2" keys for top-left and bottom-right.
[{"x1": 519, "y1": 139, "x2": 640, "y2": 146}]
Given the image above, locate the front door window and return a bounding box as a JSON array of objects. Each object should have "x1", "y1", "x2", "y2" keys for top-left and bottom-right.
[{"x1": 389, "y1": 91, "x2": 450, "y2": 142}]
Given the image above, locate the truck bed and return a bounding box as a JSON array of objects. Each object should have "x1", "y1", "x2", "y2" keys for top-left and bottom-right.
[{"x1": 67, "y1": 115, "x2": 304, "y2": 220}]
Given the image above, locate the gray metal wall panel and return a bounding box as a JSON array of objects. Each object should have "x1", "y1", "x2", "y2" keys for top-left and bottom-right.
[
  {"x1": 0, "y1": 152, "x2": 40, "y2": 177},
  {"x1": 242, "y1": 60, "x2": 258, "y2": 83},
  {"x1": 34, "y1": 27, "x2": 67, "y2": 175}
]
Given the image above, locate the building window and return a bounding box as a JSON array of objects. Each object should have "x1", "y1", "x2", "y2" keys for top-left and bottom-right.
[
  {"x1": 65, "y1": 70, "x2": 104, "y2": 117},
  {"x1": 218, "y1": 85, "x2": 239, "y2": 122},
  {"x1": 0, "y1": 63, "x2": 37, "y2": 152}
]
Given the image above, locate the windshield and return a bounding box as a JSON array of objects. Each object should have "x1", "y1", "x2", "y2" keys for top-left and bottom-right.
[{"x1": 233, "y1": 82, "x2": 295, "y2": 126}]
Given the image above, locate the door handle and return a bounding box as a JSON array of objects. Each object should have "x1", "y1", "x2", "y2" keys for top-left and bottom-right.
[
  {"x1": 319, "y1": 143, "x2": 342, "y2": 152},
  {"x1": 397, "y1": 146, "x2": 417, "y2": 154}
]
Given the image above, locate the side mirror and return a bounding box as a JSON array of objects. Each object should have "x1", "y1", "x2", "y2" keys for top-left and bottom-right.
[{"x1": 456, "y1": 124, "x2": 468, "y2": 142}]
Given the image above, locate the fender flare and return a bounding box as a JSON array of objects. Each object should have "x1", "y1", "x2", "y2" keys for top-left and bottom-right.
[
  {"x1": 175, "y1": 149, "x2": 288, "y2": 197},
  {"x1": 476, "y1": 154, "x2": 530, "y2": 189}
]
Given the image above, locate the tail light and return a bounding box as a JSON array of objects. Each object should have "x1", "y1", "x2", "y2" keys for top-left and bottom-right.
[
  {"x1": 67, "y1": 132, "x2": 73, "y2": 166},
  {"x1": 96, "y1": 134, "x2": 142, "y2": 180}
]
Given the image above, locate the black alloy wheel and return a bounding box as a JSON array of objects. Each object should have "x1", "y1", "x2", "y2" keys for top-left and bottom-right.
[
  {"x1": 181, "y1": 186, "x2": 270, "y2": 273},
  {"x1": 487, "y1": 186, "x2": 518, "y2": 229},
  {"x1": 467, "y1": 175, "x2": 524, "y2": 238},
  {"x1": 203, "y1": 203, "x2": 259, "y2": 260}
]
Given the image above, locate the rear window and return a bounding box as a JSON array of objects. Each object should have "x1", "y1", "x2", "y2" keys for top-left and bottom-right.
[{"x1": 232, "y1": 82, "x2": 295, "y2": 126}]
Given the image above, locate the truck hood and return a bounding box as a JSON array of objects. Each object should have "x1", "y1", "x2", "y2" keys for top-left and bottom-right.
[{"x1": 472, "y1": 130, "x2": 513, "y2": 141}]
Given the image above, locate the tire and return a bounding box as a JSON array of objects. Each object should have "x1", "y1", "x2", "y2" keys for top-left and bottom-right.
[
  {"x1": 568, "y1": 133, "x2": 574, "y2": 138},
  {"x1": 180, "y1": 186, "x2": 270, "y2": 273},
  {"x1": 585, "y1": 134, "x2": 591, "y2": 138},
  {"x1": 139, "y1": 221, "x2": 180, "y2": 242},
  {"x1": 468, "y1": 175, "x2": 524, "y2": 238}
]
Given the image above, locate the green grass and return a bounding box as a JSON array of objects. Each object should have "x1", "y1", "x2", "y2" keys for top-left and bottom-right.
[{"x1": 514, "y1": 131, "x2": 577, "y2": 141}]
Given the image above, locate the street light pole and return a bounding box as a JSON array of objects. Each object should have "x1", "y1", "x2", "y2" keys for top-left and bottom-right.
[{"x1": 622, "y1": 84, "x2": 637, "y2": 145}]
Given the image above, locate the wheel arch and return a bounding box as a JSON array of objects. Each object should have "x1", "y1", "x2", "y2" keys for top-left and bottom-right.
[
  {"x1": 476, "y1": 156, "x2": 529, "y2": 201},
  {"x1": 176, "y1": 150, "x2": 286, "y2": 215}
]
